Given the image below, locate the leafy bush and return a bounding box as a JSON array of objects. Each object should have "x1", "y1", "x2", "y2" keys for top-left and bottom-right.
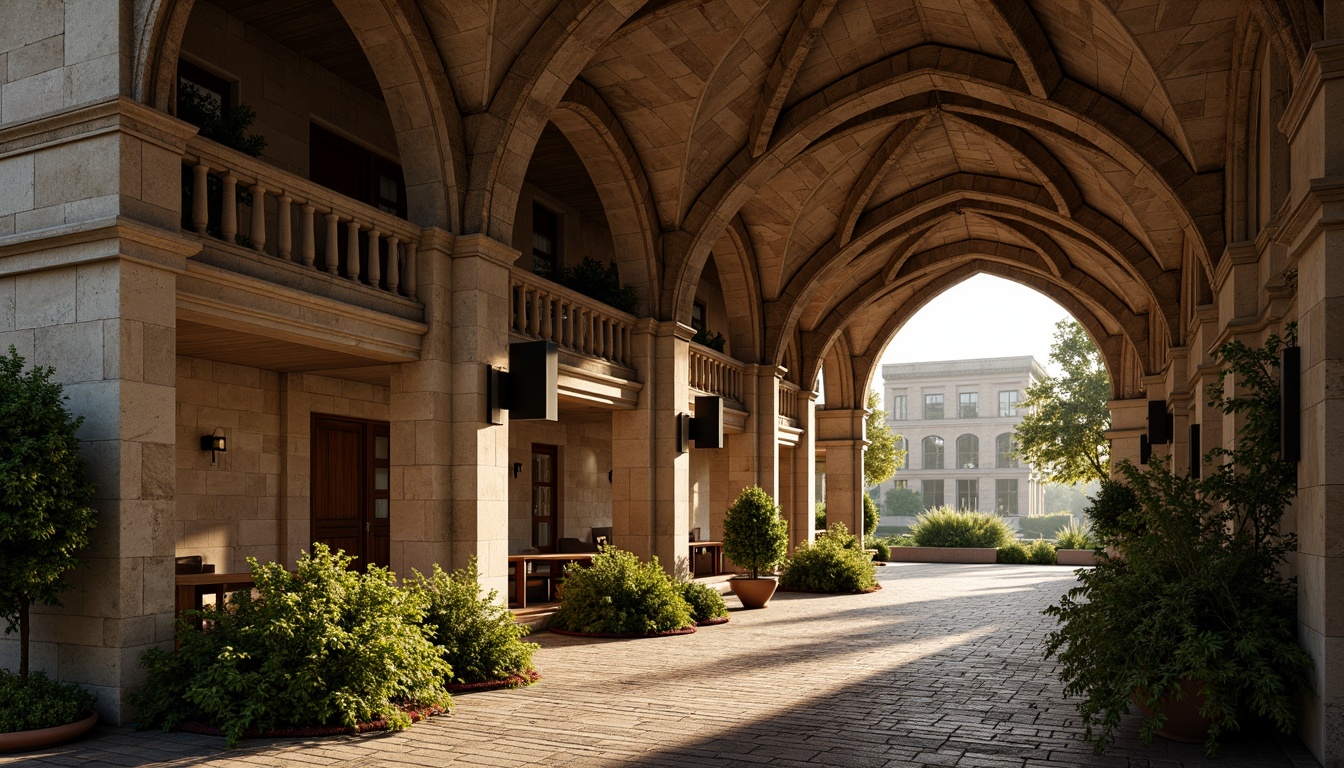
[
  {"x1": 889, "y1": 534, "x2": 915, "y2": 547},
  {"x1": 680, "y1": 581, "x2": 728, "y2": 624},
  {"x1": 177, "y1": 82, "x2": 266, "y2": 157},
  {"x1": 551, "y1": 546, "x2": 693, "y2": 635},
  {"x1": 909, "y1": 507, "x2": 1013, "y2": 548},
  {"x1": 135, "y1": 545, "x2": 450, "y2": 747},
  {"x1": 558, "y1": 257, "x2": 639, "y2": 314},
  {"x1": 1085, "y1": 479, "x2": 1141, "y2": 540},
  {"x1": 0, "y1": 670, "x2": 95, "y2": 733},
  {"x1": 691, "y1": 328, "x2": 727, "y2": 352},
  {"x1": 1054, "y1": 520, "x2": 1096, "y2": 550},
  {"x1": 862, "y1": 492, "x2": 880, "y2": 541},
  {"x1": 1045, "y1": 328, "x2": 1312, "y2": 756},
  {"x1": 884, "y1": 487, "x2": 924, "y2": 517},
  {"x1": 779, "y1": 523, "x2": 878, "y2": 593},
  {"x1": 1027, "y1": 539, "x2": 1057, "y2": 565},
  {"x1": 872, "y1": 539, "x2": 891, "y2": 562},
  {"x1": 813, "y1": 502, "x2": 826, "y2": 532},
  {"x1": 997, "y1": 541, "x2": 1029, "y2": 564},
  {"x1": 722, "y1": 486, "x2": 789, "y2": 578},
  {"x1": 1017, "y1": 513, "x2": 1074, "y2": 539},
  {"x1": 407, "y1": 559, "x2": 538, "y2": 686}
]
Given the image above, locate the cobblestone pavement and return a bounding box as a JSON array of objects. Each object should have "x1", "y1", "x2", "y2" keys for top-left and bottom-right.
[{"x1": 4, "y1": 564, "x2": 1321, "y2": 768}]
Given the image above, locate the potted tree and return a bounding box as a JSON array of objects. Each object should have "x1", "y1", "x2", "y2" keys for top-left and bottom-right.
[
  {"x1": 721, "y1": 486, "x2": 788, "y2": 609},
  {"x1": 1044, "y1": 328, "x2": 1310, "y2": 756},
  {"x1": 0, "y1": 348, "x2": 99, "y2": 751}
]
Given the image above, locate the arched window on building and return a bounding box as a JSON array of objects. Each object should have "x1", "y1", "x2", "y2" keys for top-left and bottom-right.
[
  {"x1": 922, "y1": 436, "x2": 944, "y2": 470},
  {"x1": 997, "y1": 433, "x2": 1018, "y2": 468},
  {"x1": 956, "y1": 434, "x2": 978, "y2": 468}
]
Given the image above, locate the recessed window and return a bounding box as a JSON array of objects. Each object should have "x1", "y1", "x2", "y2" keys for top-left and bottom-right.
[
  {"x1": 531, "y1": 203, "x2": 559, "y2": 279},
  {"x1": 958, "y1": 392, "x2": 978, "y2": 419},
  {"x1": 691, "y1": 300, "x2": 707, "y2": 333},
  {"x1": 956, "y1": 479, "x2": 978, "y2": 511},
  {"x1": 309, "y1": 124, "x2": 407, "y2": 218},
  {"x1": 922, "y1": 479, "x2": 944, "y2": 509},
  {"x1": 924, "y1": 394, "x2": 944, "y2": 420},
  {"x1": 996, "y1": 433, "x2": 1018, "y2": 468},
  {"x1": 890, "y1": 394, "x2": 907, "y2": 420},
  {"x1": 893, "y1": 479, "x2": 908, "y2": 490},
  {"x1": 956, "y1": 434, "x2": 979, "y2": 469},
  {"x1": 922, "y1": 436, "x2": 944, "y2": 470},
  {"x1": 999, "y1": 390, "x2": 1019, "y2": 417},
  {"x1": 996, "y1": 479, "x2": 1019, "y2": 514},
  {"x1": 177, "y1": 60, "x2": 232, "y2": 114}
]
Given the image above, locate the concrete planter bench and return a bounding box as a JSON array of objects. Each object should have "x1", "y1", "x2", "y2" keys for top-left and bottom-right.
[
  {"x1": 1056, "y1": 549, "x2": 1098, "y2": 566},
  {"x1": 885, "y1": 547, "x2": 998, "y2": 564}
]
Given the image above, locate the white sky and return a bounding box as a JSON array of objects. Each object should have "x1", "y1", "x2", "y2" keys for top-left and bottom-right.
[{"x1": 876, "y1": 274, "x2": 1072, "y2": 375}]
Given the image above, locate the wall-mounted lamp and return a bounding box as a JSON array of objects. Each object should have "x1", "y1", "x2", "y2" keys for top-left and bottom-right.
[
  {"x1": 200, "y1": 429, "x2": 226, "y2": 465},
  {"x1": 677, "y1": 395, "x2": 724, "y2": 453},
  {"x1": 487, "y1": 340, "x2": 559, "y2": 424},
  {"x1": 513, "y1": 462, "x2": 523, "y2": 478}
]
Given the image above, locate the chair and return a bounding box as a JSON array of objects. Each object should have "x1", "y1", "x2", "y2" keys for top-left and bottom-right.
[{"x1": 591, "y1": 527, "x2": 612, "y2": 547}]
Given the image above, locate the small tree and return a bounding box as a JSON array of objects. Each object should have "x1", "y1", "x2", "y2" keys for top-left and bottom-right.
[
  {"x1": 1016, "y1": 320, "x2": 1111, "y2": 485},
  {"x1": 0, "y1": 348, "x2": 97, "y2": 680},
  {"x1": 721, "y1": 486, "x2": 788, "y2": 579},
  {"x1": 884, "y1": 487, "x2": 923, "y2": 517},
  {"x1": 862, "y1": 492, "x2": 880, "y2": 541},
  {"x1": 863, "y1": 391, "x2": 904, "y2": 487}
]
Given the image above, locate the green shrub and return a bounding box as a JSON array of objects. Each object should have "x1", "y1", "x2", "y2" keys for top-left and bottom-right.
[
  {"x1": 1018, "y1": 512, "x2": 1075, "y2": 539},
  {"x1": 680, "y1": 581, "x2": 728, "y2": 624},
  {"x1": 558, "y1": 257, "x2": 638, "y2": 314},
  {"x1": 551, "y1": 546, "x2": 693, "y2": 635},
  {"x1": 814, "y1": 502, "x2": 826, "y2": 531},
  {"x1": 408, "y1": 559, "x2": 538, "y2": 686},
  {"x1": 1054, "y1": 520, "x2": 1096, "y2": 551},
  {"x1": 722, "y1": 486, "x2": 789, "y2": 578},
  {"x1": 1027, "y1": 539, "x2": 1058, "y2": 565},
  {"x1": 909, "y1": 507, "x2": 1013, "y2": 548},
  {"x1": 134, "y1": 545, "x2": 450, "y2": 747},
  {"x1": 862, "y1": 492, "x2": 880, "y2": 541},
  {"x1": 997, "y1": 541, "x2": 1030, "y2": 564},
  {"x1": 779, "y1": 523, "x2": 878, "y2": 593},
  {"x1": 0, "y1": 670, "x2": 95, "y2": 733},
  {"x1": 1085, "y1": 479, "x2": 1141, "y2": 540},
  {"x1": 177, "y1": 82, "x2": 266, "y2": 157},
  {"x1": 873, "y1": 539, "x2": 891, "y2": 562},
  {"x1": 888, "y1": 534, "x2": 915, "y2": 547}
]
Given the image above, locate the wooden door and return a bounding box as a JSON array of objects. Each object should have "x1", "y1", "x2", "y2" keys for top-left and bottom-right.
[
  {"x1": 530, "y1": 444, "x2": 559, "y2": 553},
  {"x1": 311, "y1": 415, "x2": 390, "y2": 569}
]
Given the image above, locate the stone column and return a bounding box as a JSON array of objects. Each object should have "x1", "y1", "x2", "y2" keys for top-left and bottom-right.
[
  {"x1": 815, "y1": 407, "x2": 867, "y2": 538},
  {"x1": 389, "y1": 228, "x2": 455, "y2": 579},
  {"x1": 1104, "y1": 397, "x2": 1148, "y2": 471},
  {"x1": 715, "y1": 365, "x2": 785, "y2": 541},
  {"x1": 789, "y1": 391, "x2": 818, "y2": 548},
  {"x1": 444, "y1": 234, "x2": 516, "y2": 597},
  {"x1": 612, "y1": 320, "x2": 691, "y2": 571}
]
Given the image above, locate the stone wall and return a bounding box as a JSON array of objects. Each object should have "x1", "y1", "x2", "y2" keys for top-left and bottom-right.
[
  {"x1": 0, "y1": 0, "x2": 119, "y2": 127},
  {"x1": 511, "y1": 182, "x2": 618, "y2": 278},
  {"x1": 508, "y1": 414, "x2": 613, "y2": 554}
]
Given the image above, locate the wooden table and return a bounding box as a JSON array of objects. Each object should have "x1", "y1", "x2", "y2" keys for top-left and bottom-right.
[
  {"x1": 689, "y1": 541, "x2": 725, "y2": 576},
  {"x1": 508, "y1": 553, "x2": 593, "y2": 608},
  {"x1": 174, "y1": 572, "x2": 255, "y2": 618}
]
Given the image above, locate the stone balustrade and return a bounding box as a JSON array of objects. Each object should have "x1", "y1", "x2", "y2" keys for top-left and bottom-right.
[
  {"x1": 509, "y1": 268, "x2": 634, "y2": 367},
  {"x1": 181, "y1": 136, "x2": 419, "y2": 299},
  {"x1": 779, "y1": 381, "x2": 800, "y2": 425},
  {"x1": 689, "y1": 344, "x2": 745, "y2": 403}
]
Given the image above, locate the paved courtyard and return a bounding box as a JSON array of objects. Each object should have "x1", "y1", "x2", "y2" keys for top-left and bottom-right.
[{"x1": 5, "y1": 564, "x2": 1320, "y2": 768}]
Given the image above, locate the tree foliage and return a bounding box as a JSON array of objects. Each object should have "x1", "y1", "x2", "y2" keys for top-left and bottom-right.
[
  {"x1": 721, "y1": 486, "x2": 788, "y2": 579},
  {"x1": 1015, "y1": 321, "x2": 1111, "y2": 485},
  {"x1": 884, "y1": 487, "x2": 923, "y2": 517},
  {"x1": 864, "y1": 390, "x2": 904, "y2": 487},
  {"x1": 0, "y1": 347, "x2": 97, "y2": 680}
]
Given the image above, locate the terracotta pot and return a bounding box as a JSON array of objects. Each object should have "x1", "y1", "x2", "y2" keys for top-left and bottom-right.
[
  {"x1": 0, "y1": 711, "x2": 98, "y2": 753},
  {"x1": 729, "y1": 577, "x2": 778, "y2": 609},
  {"x1": 1132, "y1": 678, "x2": 1212, "y2": 743}
]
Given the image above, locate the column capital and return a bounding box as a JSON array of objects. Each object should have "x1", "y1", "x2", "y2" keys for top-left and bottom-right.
[
  {"x1": 632, "y1": 317, "x2": 694, "y2": 340},
  {"x1": 451, "y1": 232, "x2": 518, "y2": 267},
  {"x1": 744, "y1": 363, "x2": 788, "y2": 380}
]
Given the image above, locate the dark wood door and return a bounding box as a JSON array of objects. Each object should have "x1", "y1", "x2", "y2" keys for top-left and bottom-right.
[
  {"x1": 531, "y1": 444, "x2": 559, "y2": 553},
  {"x1": 311, "y1": 415, "x2": 390, "y2": 569}
]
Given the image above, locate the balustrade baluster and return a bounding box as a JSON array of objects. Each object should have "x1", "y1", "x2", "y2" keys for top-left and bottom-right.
[
  {"x1": 191, "y1": 163, "x2": 209, "y2": 236},
  {"x1": 511, "y1": 284, "x2": 525, "y2": 332},
  {"x1": 387, "y1": 236, "x2": 401, "y2": 294},
  {"x1": 300, "y1": 205, "x2": 315, "y2": 268},
  {"x1": 249, "y1": 183, "x2": 266, "y2": 251},
  {"x1": 581, "y1": 310, "x2": 592, "y2": 354},
  {"x1": 277, "y1": 195, "x2": 292, "y2": 260},
  {"x1": 220, "y1": 173, "x2": 237, "y2": 243},
  {"x1": 529, "y1": 289, "x2": 541, "y2": 336},
  {"x1": 325, "y1": 213, "x2": 340, "y2": 274},
  {"x1": 613, "y1": 322, "x2": 623, "y2": 362},
  {"x1": 368, "y1": 229, "x2": 381, "y2": 288},
  {"x1": 346, "y1": 220, "x2": 361, "y2": 281},
  {"x1": 405, "y1": 242, "x2": 418, "y2": 298}
]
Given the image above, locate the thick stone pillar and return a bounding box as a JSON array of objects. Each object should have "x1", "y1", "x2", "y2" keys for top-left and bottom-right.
[
  {"x1": 444, "y1": 234, "x2": 516, "y2": 596},
  {"x1": 1104, "y1": 397, "x2": 1148, "y2": 471},
  {"x1": 815, "y1": 408, "x2": 867, "y2": 537},
  {"x1": 1281, "y1": 39, "x2": 1344, "y2": 762},
  {"x1": 389, "y1": 229, "x2": 455, "y2": 579},
  {"x1": 612, "y1": 320, "x2": 691, "y2": 571},
  {"x1": 715, "y1": 365, "x2": 785, "y2": 541},
  {"x1": 0, "y1": 99, "x2": 195, "y2": 721}
]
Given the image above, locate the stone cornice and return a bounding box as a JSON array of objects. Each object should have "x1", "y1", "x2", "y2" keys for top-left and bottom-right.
[
  {"x1": 0, "y1": 97, "x2": 197, "y2": 160},
  {"x1": 451, "y1": 232, "x2": 518, "y2": 267},
  {"x1": 1280, "y1": 42, "x2": 1344, "y2": 141},
  {"x1": 0, "y1": 216, "x2": 199, "y2": 277}
]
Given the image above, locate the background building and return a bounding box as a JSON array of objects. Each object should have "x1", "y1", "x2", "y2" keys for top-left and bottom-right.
[{"x1": 874, "y1": 357, "x2": 1047, "y2": 529}]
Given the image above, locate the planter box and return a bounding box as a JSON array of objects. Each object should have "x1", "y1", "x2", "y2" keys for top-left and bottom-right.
[
  {"x1": 886, "y1": 547, "x2": 998, "y2": 564},
  {"x1": 1056, "y1": 549, "x2": 1098, "y2": 566}
]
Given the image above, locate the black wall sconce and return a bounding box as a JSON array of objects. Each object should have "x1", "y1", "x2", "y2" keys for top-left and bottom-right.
[
  {"x1": 487, "y1": 340, "x2": 559, "y2": 424},
  {"x1": 200, "y1": 429, "x2": 226, "y2": 465},
  {"x1": 1147, "y1": 399, "x2": 1173, "y2": 445},
  {"x1": 1281, "y1": 345, "x2": 1301, "y2": 463},
  {"x1": 678, "y1": 395, "x2": 724, "y2": 453},
  {"x1": 512, "y1": 462, "x2": 523, "y2": 478}
]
